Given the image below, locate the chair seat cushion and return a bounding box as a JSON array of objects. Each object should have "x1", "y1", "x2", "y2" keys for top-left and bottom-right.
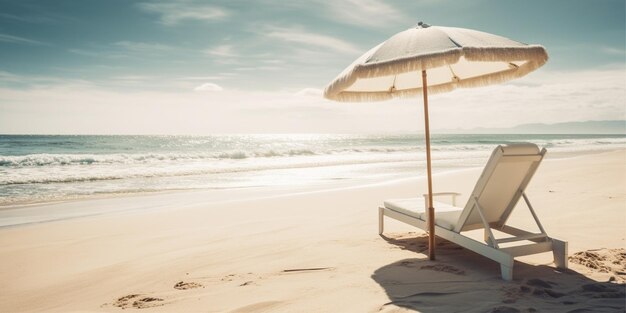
[{"x1": 383, "y1": 198, "x2": 462, "y2": 230}]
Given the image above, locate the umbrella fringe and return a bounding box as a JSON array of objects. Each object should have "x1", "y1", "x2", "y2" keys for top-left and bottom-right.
[
  {"x1": 324, "y1": 46, "x2": 548, "y2": 102},
  {"x1": 325, "y1": 63, "x2": 544, "y2": 102},
  {"x1": 463, "y1": 45, "x2": 548, "y2": 62},
  {"x1": 356, "y1": 49, "x2": 462, "y2": 78},
  {"x1": 324, "y1": 49, "x2": 461, "y2": 101}
]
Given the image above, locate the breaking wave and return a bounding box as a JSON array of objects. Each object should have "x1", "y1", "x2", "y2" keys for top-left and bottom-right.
[{"x1": 0, "y1": 148, "x2": 417, "y2": 167}]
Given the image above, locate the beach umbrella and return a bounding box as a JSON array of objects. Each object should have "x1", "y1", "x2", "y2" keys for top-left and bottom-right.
[{"x1": 323, "y1": 22, "x2": 548, "y2": 260}]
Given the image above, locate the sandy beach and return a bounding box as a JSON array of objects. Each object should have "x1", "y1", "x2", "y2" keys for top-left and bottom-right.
[{"x1": 0, "y1": 149, "x2": 624, "y2": 312}]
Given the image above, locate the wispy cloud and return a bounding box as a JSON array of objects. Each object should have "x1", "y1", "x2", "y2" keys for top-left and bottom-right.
[
  {"x1": 68, "y1": 48, "x2": 102, "y2": 57},
  {"x1": 0, "y1": 11, "x2": 73, "y2": 24},
  {"x1": 0, "y1": 71, "x2": 25, "y2": 82},
  {"x1": 235, "y1": 66, "x2": 283, "y2": 72},
  {"x1": 0, "y1": 70, "x2": 225, "y2": 92},
  {"x1": 205, "y1": 44, "x2": 238, "y2": 58},
  {"x1": 321, "y1": 0, "x2": 409, "y2": 28},
  {"x1": 68, "y1": 41, "x2": 174, "y2": 59},
  {"x1": 257, "y1": 0, "x2": 409, "y2": 28},
  {"x1": 295, "y1": 88, "x2": 323, "y2": 97},
  {"x1": 601, "y1": 46, "x2": 625, "y2": 56},
  {"x1": 114, "y1": 41, "x2": 173, "y2": 52},
  {"x1": 177, "y1": 76, "x2": 226, "y2": 81},
  {"x1": 0, "y1": 70, "x2": 90, "y2": 87},
  {"x1": 112, "y1": 75, "x2": 158, "y2": 81},
  {"x1": 0, "y1": 33, "x2": 45, "y2": 45},
  {"x1": 0, "y1": 13, "x2": 50, "y2": 23},
  {"x1": 262, "y1": 59, "x2": 285, "y2": 65},
  {"x1": 137, "y1": 1, "x2": 228, "y2": 26},
  {"x1": 194, "y1": 82, "x2": 223, "y2": 91},
  {"x1": 264, "y1": 26, "x2": 361, "y2": 54}
]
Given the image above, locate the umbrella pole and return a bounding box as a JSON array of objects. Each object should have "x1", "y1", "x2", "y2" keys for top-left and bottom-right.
[{"x1": 421, "y1": 70, "x2": 435, "y2": 260}]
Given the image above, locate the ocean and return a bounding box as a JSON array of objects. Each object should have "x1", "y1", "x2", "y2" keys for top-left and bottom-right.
[{"x1": 1, "y1": 134, "x2": 624, "y2": 206}]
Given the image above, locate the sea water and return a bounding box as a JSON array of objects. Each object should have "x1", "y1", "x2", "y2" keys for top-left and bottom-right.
[{"x1": 1, "y1": 134, "x2": 624, "y2": 206}]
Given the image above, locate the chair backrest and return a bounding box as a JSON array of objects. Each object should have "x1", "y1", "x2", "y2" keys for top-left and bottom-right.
[{"x1": 454, "y1": 143, "x2": 545, "y2": 232}]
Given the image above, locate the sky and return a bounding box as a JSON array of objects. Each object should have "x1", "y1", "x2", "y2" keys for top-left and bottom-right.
[{"x1": 0, "y1": 0, "x2": 624, "y2": 134}]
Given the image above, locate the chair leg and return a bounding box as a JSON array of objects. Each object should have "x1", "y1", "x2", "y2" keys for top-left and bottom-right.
[
  {"x1": 378, "y1": 207, "x2": 384, "y2": 235},
  {"x1": 500, "y1": 264, "x2": 513, "y2": 281},
  {"x1": 552, "y1": 238, "x2": 568, "y2": 269},
  {"x1": 500, "y1": 256, "x2": 514, "y2": 281}
]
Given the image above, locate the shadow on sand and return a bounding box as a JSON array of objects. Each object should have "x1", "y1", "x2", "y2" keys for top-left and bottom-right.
[{"x1": 372, "y1": 233, "x2": 625, "y2": 313}]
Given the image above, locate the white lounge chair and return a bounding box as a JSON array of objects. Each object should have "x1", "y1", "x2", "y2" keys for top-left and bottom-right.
[{"x1": 379, "y1": 143, "x2": 568, "y2": 280}]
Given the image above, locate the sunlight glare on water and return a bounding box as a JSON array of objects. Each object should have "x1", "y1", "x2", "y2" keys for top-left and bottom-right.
[{"x1": 0, "y1": 134, "x2": 624, "y2": 206}]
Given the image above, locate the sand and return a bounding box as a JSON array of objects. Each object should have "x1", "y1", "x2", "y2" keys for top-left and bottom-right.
[{"x1": 0, "y1": 150, "x2": 624, "y2": 312}]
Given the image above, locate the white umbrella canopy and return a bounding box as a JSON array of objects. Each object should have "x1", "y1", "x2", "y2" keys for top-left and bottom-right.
[
  {"x1": 323, "y1": 22, "x2": 548, "y2": 260},
  {"x1": 324, "y1": 22, "x2": 547, "y2": 102}
]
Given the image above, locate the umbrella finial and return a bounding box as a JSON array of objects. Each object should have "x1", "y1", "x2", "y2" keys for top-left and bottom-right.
[{"x1": 416, "y1": 21, "x2": 430, "y2": 29}]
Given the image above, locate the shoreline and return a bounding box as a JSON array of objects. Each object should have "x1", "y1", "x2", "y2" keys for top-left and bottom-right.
[
  {"x1": 1, "y1": 147, "x2": 622, "y2": 211},
  {"x1": 0, "y1": 172, "x2": 429, "y2": 228}
]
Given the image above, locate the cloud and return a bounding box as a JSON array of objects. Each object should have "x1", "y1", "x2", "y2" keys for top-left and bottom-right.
[
  {"x1": 205, "y1": 44, "x2": 237, "y2": 57},
  {"x1": 112, "y1": 75, "x2": 157, "y2": 81},
  {"x1": 320, "y1": 0, "x2": 409, "y2": 28},
  {"x1": 0, "y1": 70, "x2": 210, "y2": 91},
  {"x1": 0, "y1": 11, "x2": 73, "y2": 24},
  {"x1": 68, "y1": 48, "x2": 103, "y2": 57},
  {"x1": 265, "y1": 26, "x2": 361, "y2": 54},
  {"x1": 262, "y1": 59, "x2": 285, "y2": 65},
  {"x1": 114, "y1": 41, "x2": 173, "y2": 52},
  {"x1": 0, "y1": 71, "x2": 24, "y2": 82},
  {"x1": 177, "y1": 76, "x2": 226, "y2": 81},
  {"x1": 194, "y1": 82, "x2": 223, "y2": 91},
  {"x1": 0, "y1": 13, "x2": 52, "y2": 23},
  {"x1": 257, "y1": 0, "x2": 409, "y2": 29},
  {"x1": 601, "y1": 46, "x2": 625, "y2": 56},
  {"x1": 68, "y1": 41, "x2": 176, "y2": 60},
  {"x1": 0, "y1": 70, "x2": 90, "y2": 87},
  {"x1": 137, "y1": 1, "x2": 228, "y2": 25},
  {"x1": 0, "y1": 33, "x2": 45, "y2": 45},
  {"x1": 235, "y1": 66, "x2": 282, "y2": 72},
  {"x1": 295, "y1": 88, "x2": 323, "y2": 97}
]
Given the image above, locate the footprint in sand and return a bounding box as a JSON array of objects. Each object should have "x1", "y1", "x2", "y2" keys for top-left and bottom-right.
[
  {"x1": 221, "y1": 273, "x2": 238, "y2": 281},
  {"x1": 581, "y1": 283, "x2": 626, "y2": 299},
  {"x1": 522, "y1": 277, "x2": 625, "y2": 303},
  {"x1": 218, "y1": 272, "x2": 263, "y2": 285},
  {"x1": 489, "y1": 306, "x2": 520, "y2": 313},
  {"x1": 501, "y1": 286, "x2": 522, "y2": 303},
  {"x1": 395, "y1": 260, "x2": 418, "y2": 268},
  {"x1": 111, "y1": 294, "x2": 165, "y2": 309},
  {"x1": 420, "y1": 263, "x2": 465, "y2": 275},
  {"x1": 526, "y1": 278, "x2": 557, "y2": 288},
  {"x1": 239, "y1": 281, "x2": 256, "y2": 286},
  {"x1": 521, "y1": 278, "x2": 566, "y2": 299},
  {"x1": 111, "y1": 294, "x2": 141, "y2": 309},
  {"x1": 132, "y1": 297, "x2": 165, "y2": 309},
  {"x1": 173, "y1": 281, "x2": 203, "y2": 290}
]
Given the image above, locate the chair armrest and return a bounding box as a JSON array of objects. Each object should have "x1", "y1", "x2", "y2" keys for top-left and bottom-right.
[{"x1": 423, "y1": 192, "x2": 462, "y2": 206}]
